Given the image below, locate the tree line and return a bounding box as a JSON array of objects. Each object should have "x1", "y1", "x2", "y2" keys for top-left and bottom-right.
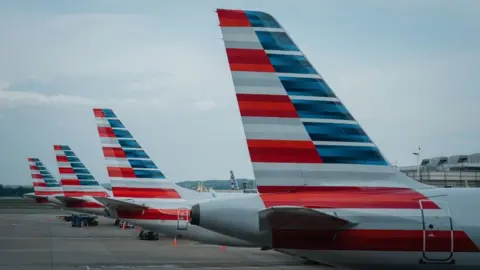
[{"x1": 0, "y1": 185, "x2": 33, "y2": 197}]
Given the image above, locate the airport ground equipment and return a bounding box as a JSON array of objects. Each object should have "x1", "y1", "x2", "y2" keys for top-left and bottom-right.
[
  {"x1": 71, "y1": 214, "x2": 98, "y2": 227},
  {"x1": 138, "y1": 229, "x2": 159, "y2": 240}
]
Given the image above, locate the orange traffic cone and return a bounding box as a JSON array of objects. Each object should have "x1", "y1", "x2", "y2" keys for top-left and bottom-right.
[
  {"x1": 173, "y1": 237, "x2": 177, "y2": 247},
  {"x1": 122, "y1": 222, "x2": 126, "y2": 230}
]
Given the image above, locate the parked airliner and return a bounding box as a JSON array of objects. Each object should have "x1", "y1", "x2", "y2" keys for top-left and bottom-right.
[
  {"x1": 25, "y1": 151, "x2": 112, "y2": 217},
  {"x1": 190, "y1": 9, "x2": 480, "y2": 270},
  {"x1": 91, "y1": 108, "x2": 254, "y2": 247}
]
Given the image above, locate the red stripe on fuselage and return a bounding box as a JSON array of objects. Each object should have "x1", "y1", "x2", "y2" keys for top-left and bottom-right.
[
  {"x1": 112, "y1": 187, "x2": 181, "y2": 199},
  {"x1": 217, "y1": 9, "x2": 251, "y2": 27},
  {"x1": 226, "y1": 49, "x2": 275, "y2": 72},
  {"x1": 271, "y1": 229, "x2": 480, "y2": 252},
  {"x1": 259, "y1": 186, "x2": 416, "y2": 193},
  {"x1": 248, "y1": 139, "x2": 323, "y2": 163},
  {"x1": 236, "y1": 94, "x2": 299, "y2": 118},
  {"x1": 116, "y1": 208, "x2": 184, "y2": 220},
  {"x1": 259, "y1": 186, "x2": 439, "y2": 209}
]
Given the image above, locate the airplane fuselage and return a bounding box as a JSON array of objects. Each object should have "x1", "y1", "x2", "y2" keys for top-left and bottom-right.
[
  {"x1": 192, "y1": 187, "x2": 480, "y2": 269},
  {"x1": 104, "y1": 198, "x2": 254, "y2": 247}
]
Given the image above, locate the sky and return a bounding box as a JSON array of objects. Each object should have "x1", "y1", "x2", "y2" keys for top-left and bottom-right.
[{"x1": 0, "y1": 0, "x2": 479, "y2": 185}]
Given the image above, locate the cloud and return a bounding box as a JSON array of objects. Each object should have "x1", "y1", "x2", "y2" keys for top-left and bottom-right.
[
  {"x1": 0, "y1": 80, "x2": 220, "y2": 112},
  {"x1": 0, "y1": 90, "x2": 97, "y2": 106},
  {"x1": 0, "y1": 82, "x2": 97, "y2": 107},
  {"x1": 0, "y1": 12, "x2": 220, "y2": 88},
  {"x1": 0, "y1": 11, "x2": 231, "y2": 112},
  {"x1": 193, "y1": 100, "x2": 217, "y2": 111}
]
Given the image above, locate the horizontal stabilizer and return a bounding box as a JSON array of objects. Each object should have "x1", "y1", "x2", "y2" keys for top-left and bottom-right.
[
  {"x1": 23, "y1": 194, "x2": 46, "y2": 200},
  {"x1": 259, "y1": 206, "x2": 356, "y2": 231},
  {"x1": 94, "y1": 197, "x2": 148, "y2": 212}
]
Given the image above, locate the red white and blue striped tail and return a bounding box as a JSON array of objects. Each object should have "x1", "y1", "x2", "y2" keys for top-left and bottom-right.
[
  {"x1": 93, "y1": 108, "x2": 182, "y2": 200},
  {"x1": 54, "y1": 145, "x2": 109, "y2": 198},
  {"x1": 216, "y1": 9, "x2": 429, "y2": 192},
  {"x1": 28, "y1": 158, "x2": 64, "y2": 196}
]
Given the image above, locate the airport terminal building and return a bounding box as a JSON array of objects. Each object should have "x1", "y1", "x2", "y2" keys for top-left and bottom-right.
[{"x1": 400, "y1": 153, "x2": 480, "y2": 188}]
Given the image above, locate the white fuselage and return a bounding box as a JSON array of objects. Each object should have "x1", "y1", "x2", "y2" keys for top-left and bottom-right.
[
  {"x1": 192, "y1": 188, "x2": 480, "y2": 270},
  {"x1": 104, "y1": 194, "x2": 255, "y2": 247}
]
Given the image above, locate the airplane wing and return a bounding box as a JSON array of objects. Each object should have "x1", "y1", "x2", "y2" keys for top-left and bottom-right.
[
  {"x1": 93, "y1": 197, "x2": 148, "y2": 212},
  {"x1": 258, "y1": 206, "x2": 357, "y2": 232}
]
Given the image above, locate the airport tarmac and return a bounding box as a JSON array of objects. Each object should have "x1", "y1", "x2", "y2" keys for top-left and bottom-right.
[{"x1": 0, "y1": 208, "x2": 332, "y2": 270}]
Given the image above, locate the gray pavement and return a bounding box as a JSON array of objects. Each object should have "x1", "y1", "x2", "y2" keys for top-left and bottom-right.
[{"x1": 0, "y1": 209, "x2": 331, "y2": 270}]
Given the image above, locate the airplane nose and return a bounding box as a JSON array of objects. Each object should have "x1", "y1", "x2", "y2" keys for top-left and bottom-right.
[{"x1": 190, "y1": 204, "x2": 200, "y2": 226}]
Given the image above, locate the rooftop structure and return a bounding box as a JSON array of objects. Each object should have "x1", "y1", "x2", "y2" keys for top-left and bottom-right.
[{"x1": 400, "y1": 153, "x2": 480, "y2": 188}]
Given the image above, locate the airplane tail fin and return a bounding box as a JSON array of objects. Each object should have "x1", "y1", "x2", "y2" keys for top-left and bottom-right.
[
  {"x1": 216, "y1": 9, "x2": 429, "y2": 192},
  {"x1": 54, "y1": 145, "x2": 109, "y2": 197},
  {"x1": 93, "y1": 108, "x2": 183, "y2": 200},
  {"x1": 28, "y1": 158, "x2": 63, "y2": 196},
  {"x1": 229, "y1": 170, "x2": 238, "y2": 191}
]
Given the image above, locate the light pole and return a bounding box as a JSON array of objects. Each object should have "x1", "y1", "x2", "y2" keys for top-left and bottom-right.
[{"x1": 412, "y1": 147, "x2": 421, "y2": 181}]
